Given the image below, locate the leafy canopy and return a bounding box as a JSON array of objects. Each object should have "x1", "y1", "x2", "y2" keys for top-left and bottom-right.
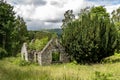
[
  {"x1": 62, "y1": 6, "x2": 118, "y2": 63},
  {"x1": 0, "y1": 0, "x2": 28, "y2": 57}
]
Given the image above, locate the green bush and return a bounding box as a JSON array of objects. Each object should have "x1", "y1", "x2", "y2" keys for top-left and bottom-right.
[
  {"x1": 102, "y1": 53, "x2": 120, "y2": 63},
  {"x1": 62, "y1": 6, "x2": 118, "y2": 63},
  {"x1": 93, "y1": 71, "x2": 115, "y2": 80},
  {"x1": 16, "y1": 53, "x2": 21, "y2": 57},
  {"x1": 8, "y1": 56, "x2": 31, "y2": 66},
  {"x1": 29, "y1": 37, "x2": 48, "y2": 51},
  {"x1": 7, "y1": 56, "x2": 36, "y2": 66},
  {"x1": 0, "y1": 47, "x2": 8, "y2": 59},
  {"x1": 52, "y1": 52, "x2": 60, "y2": 61},
  {"x1": 19, "y1": 60, "x2": 31, "y2": 66}
]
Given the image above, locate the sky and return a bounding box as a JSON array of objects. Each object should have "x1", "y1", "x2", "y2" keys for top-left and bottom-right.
[{"x1": 5, "y1": 0, "x2": 120, "y2": 30}]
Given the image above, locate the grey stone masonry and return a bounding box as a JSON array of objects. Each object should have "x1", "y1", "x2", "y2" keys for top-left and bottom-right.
[{"x1": 21, "y1": 38, "x2": 70, "y2": 66}]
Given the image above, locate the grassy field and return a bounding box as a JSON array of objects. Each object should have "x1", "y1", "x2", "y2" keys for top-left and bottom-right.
[{"x1": 0, "y1": 57, "x2": 120, "y2": 80}]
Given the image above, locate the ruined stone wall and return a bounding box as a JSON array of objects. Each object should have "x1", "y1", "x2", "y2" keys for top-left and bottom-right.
[
  {"x1": 38, "y1": 39, "x2": 70, "y2": 65},
  {"x1": 38, "y1": 44, "x2": 53, "y2": 65},
  {"x1": 57, "y1": 41, "x2": 70, "y2": 63},
  {"x1": 60, "y1": 51, "x2": 70, "y2": 63},
  {"x1": 21, "y1": 43, "x2": 28, "y2": 61},
  {"x1": 24, "y1": 38, "x2": 70, "y2": 66}
]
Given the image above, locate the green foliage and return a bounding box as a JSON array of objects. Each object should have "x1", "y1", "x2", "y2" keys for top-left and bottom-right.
[
  {"x1": 34, "y1": 31, "x2": 52, "y2": 40},
  {"x1": 52, "y1": 52, "x2": 60, "y2": 61},
  {"x1": 93, "y1": 71, "x2": 115, "y2": 80},
  {"x1": 0, "y1": 0, "x2": 15, "y2": 54},
  {"x1": 28, "y1": 31, "x2": 52, "y2": 41},
  {"x1": 111, "y1": 7, "x2": 120, "y2": 52},
  {"x1": 14, "y1": 16, "x2": 28, "y2": 53},
  {"x1": 102, "y1": 53, "x2": 120, "y2": 63},
  {"x1": 46, "y1": 28, "x2": 62, "y2": 38},
  {"x1": 0, "y1": 47, "x2": 8, "y2": 59},
  {"x1": 62, "y1": 6, "x2": 118, "y2": 63},
  {"x1": 0, "y1": 1, "x2": 28, "y2": 56},
  {"x1": 18, "y1": 60, "x2": 31, "y2": 66},
  {"x1": 91, "y1": 6, "x2": 109, "y2": 18},
  {"x1": 61, "y1": 10, "x2": 75, "y2": 28},
  {"x1": 29, "y1": 37, "x2": 48, "y2": 51}
]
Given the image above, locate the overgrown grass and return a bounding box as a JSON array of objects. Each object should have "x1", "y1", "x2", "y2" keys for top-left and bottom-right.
[{"x1": 0, "y1": 57, "x2": 120, "y2": 80}]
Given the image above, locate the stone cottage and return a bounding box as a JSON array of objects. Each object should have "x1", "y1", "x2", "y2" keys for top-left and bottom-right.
[{"x1": 21, "y1": 38, "x2": 69, "y2": 65}]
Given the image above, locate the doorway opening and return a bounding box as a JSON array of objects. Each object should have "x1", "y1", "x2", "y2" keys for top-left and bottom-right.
[{"x1": 52, "y1": 52, "x2": 60, "y2": 63}]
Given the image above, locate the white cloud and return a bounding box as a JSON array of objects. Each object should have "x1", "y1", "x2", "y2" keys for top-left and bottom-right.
[
  {"x1": 14, "y1": 4, "x2": 35, "y2": 19},
  {"x1": 16, "y1": 0, "x2": 84, "y2": 21},
  {"x1": 12, "y1": 0, "x2": 85, "y2": 30},
  {"x1": 5, "y1": 0, "x2": 120, "y2": 30},
  {"x1": 105, "y1": 4, "x2": 120, "y2": 13}
]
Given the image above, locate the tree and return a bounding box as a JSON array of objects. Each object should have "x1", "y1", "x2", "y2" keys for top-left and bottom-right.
[
  {"x1": 0, "y1": 0, "x2": 16, "y2": 55},
  {"x1": 12, "y1": 16, "x2": 28, "y2": 55},
  {"x1": 91, "y1": 6, "x2": 109, "y2": 18},
  {"x1": 61, "y1": 10, "x2": 75, "y2": 29},
  {"x1": 0, "y1": 0, "x2": 28, "y2": 56},
  {"x1": 111, "y1": 7, "x2": 120, "y2": 52},
  {"x1": 62, "y1": 6, "x2": 118, "y2": 63}
]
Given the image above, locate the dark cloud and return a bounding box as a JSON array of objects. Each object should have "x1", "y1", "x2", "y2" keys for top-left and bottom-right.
[
  {"x1": 11, "y1": 0, "x2": 47, "y2": 6},
  {"x1": 44, "y1": 19, "x2": 62, "y2": 23},
  {"x1": 27, "y1": 20, "x2": 45, "y2": 30},
  {"x1": 32, "y1": 0, "x2": 46, "y2": 6},
  {"x1": 26, "y1": 19, "x2": 32, "y2": 22},
  {"x1": 50, "y1": 1, "x2": 58, "y2": 5},
  {"x1": 26, "y1": 20, "x2": 61, "y2": 30},
  {"x1": 26, "y1": 18, "x2": 62, "y2": 23},
  {"x1": 50, "y1": 1, "x2": 59, "y2": 6},
  {"x1": 50, "y1": 1, "x2": 65, "y2": 8}
]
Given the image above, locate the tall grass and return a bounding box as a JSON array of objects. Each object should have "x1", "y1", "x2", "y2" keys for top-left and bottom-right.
[{"x1": 0, "y1": 57, "x2": 120, "y2": 80}]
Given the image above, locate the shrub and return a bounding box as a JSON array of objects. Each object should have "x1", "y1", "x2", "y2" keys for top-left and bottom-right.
[
  {"x1": 52, "y1": 52, "x2": 60, "y2": 61},
  {"x1": 19, "y1": 60, "x2": 31, "y2": 66},
  {"x1": 0, "y1": 47, "x2": 8, "y2": 59},
  {"x1": 93, "y1": 71, "x2": 115, "y2": 80},
  {"x1": 62, "y1": 6, "x2": 118, "y2": 63},
  {"x1": 29, "y1": 37, "x2": 48, "y2": 51},
  {"x1": 102, "y1": 53, "x2": 120, "y2": 63},
  {"x1": 8, "y1": 56, "x2": 31, "y2": 66}
]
